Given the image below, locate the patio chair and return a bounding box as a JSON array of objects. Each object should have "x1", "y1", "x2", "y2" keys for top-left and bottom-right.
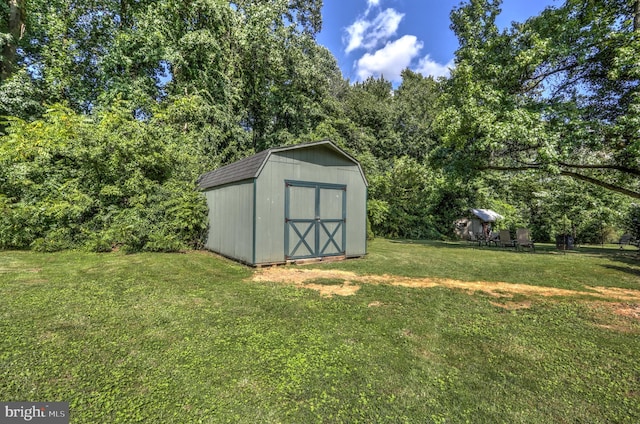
[
  {"x1": 516, "y1": 228, "x2": 535, "y2": 251},
  {"x1": 498, "y1": 229, "x2": 515, "y2": 248},
  {"x1": 486, "y1": 231, "x2": 499, "y2": 247},
  {"x1": 467, "y1": 231, "x2": 481, "y2": 246}
]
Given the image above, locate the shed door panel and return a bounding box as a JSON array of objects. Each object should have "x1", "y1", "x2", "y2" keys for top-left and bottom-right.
[
  {"x1": 319, "y1": 221, "x2": 343, "y2": 256},
  {"x1": 318, "y1": 188, "x2": 345, "y2": 256},
  {"x1": 319, "y1": 188, "x2": 344, "y2": 219},
  {"x1": 286, "y1": 185, "x2": 316, "y2": 258},
  {"x1": 285, "y1": 182, "x2": 346, "y2": 260},
  {"x1": 287, "y1": 220, "x2": 316, "y2": 258},
  {"x1": 288, "y1": 186, "x2": 316, "y2": 219}
]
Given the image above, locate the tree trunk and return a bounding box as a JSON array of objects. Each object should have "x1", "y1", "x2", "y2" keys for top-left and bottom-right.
[
  {"x1": 635, "y1": 0, "x2": 640, "y2": 32},
  {"x1": 1, "y1": 0, "x2": 25, "y2": 82}
]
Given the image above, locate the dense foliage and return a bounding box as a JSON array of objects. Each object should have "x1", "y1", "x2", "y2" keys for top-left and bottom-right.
[
  {"x1": 0, "y1": 104, "x2": 207, "y2": 252},
  {"x1": 0, "y1": 0, "x2": 638, "y2": 249}
]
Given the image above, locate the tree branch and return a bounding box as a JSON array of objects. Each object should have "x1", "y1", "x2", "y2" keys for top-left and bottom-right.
[
  {"x1": 557, "y1": 162, "x2": 640, "y2": 177},
  {"x1": 480, "y1": 164, "x2": 640, "y2": 199},
  {"x1": 483, "y1": 155, "x2": 640, "y2": 178},
  {"x1": 559, "y1": 170, "x2": 640, "y2": 199},
  {"x1": 524, "y1": 60, "x2": 579, "y2": 92},
  {"x1": 481, "y1": 165, "x2": 541, "y2": 172}
]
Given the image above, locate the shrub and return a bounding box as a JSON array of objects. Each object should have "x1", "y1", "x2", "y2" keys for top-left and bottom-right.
[
  {"x1": 144, "y1": 232, "x2": 186, "y2": 253},
  {"x1": 31, "y1": 228, "x2": 75, "y2": 252},
  {"x1": 0, "y1": 104, "x2": 208, "y2": 253},
  {"x1": 83, "y1": 233, "x2": 114, "y2": 253}
]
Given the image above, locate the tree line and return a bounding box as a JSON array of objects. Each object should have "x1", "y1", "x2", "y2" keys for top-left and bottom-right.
[{"x1": 0, "y1": 0, "x2": 638, "y2": 252}]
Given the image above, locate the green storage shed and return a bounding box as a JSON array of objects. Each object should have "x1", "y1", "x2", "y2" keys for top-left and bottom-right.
[{"x1": 197, "y1": 140, "x2": 368, "y2": 266}]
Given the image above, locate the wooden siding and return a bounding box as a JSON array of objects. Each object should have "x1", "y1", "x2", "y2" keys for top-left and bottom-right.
[
  {"x1": 254, "y1": 146, "x2": 367, "y2": 264},
  {"x1": 203, "y1": 181, "x2": 254, "y2": 263}
]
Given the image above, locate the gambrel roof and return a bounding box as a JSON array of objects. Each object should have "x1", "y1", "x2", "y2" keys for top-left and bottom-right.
[{"x1": 197, "y1": 140, "x2": 367, "y2": 190}]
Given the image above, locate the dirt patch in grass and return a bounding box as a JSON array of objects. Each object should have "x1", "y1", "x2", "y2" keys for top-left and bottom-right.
[
  {"x1": 252, "y1": 267, "x2": 640, "y2": 303},
  {"x1": 301, "y1": 281, "x2": 361, "y2": 297},
  {"x1": 588, "y1": 302, "x2": 640, "y2": 333},
  {"x1": 608, "y1": 303, "x2": 640, "y2": 320},
  {"x1": 252, "y1": 269, "x2": 361, "y2": 297}
]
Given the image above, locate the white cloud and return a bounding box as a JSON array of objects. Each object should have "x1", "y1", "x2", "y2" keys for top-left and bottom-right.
[
  {"x1": 344, "y1": 2, "x2": 454, "y2": 83},
  {"x1": 355, "y1": 35, "x2": 423, "y2": 82},
  {"x1": 368, "y1": 9, "x2": 404, "y2": 47},
  {"x1": 345, "y1": 20, "x2": 368, "y2": 53},
  {"x1": 415, "y1": 55, "x2": 454, "y2": 78},
  {"x1": 366, "y1": 0, "x2": 381, "y2": 14},
  {"x1": 344, "y1": 8, "x2": 404, "y2": 53}
]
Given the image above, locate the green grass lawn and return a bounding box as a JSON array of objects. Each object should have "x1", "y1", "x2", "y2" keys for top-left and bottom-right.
[{"x1": 1, "y1": 240, "x2": 639, "y2": 423}]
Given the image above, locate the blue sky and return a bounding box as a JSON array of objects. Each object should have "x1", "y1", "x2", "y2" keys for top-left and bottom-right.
[{"x1": 317, "y1": 0, "x2": 559, "y2": 84}]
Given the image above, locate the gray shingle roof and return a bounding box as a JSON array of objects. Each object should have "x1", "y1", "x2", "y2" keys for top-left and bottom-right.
[
  {"x1": 197, "y1": 149, "x2": 270, "y2": 190},
  {"x1": 197, "y1": 140, "x2": 366, "y2": 190}
]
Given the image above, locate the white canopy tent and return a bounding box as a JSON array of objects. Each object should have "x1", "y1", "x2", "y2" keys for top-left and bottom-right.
[
  {"x1": 469, "y1": 208, "x2": 503, "y2": 223},
  {"x1": 455, "y1": 209, "x2": 504, "y2": 241}
]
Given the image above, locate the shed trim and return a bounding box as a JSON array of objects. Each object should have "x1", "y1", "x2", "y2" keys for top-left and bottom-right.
[{"x1": 252, "y1": 179, "x2": 257, "y2": 265}]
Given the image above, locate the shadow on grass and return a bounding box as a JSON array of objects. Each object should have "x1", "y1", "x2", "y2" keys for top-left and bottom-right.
[
  {"x1": 600, "y1": 264, "x2": 640, "y2": 279},
  {"x1": 388, "y1": 240, "x2": 518, "y2": 253},
  {"x1": 388, "y1": 239, "x2": 640, "y2": 258},
  {"x1": 602, "y1": 252, "x2": 640, "y2": 279},
  {"x1": 389, "y1": 239, "x2": 548, "y2": 252}
]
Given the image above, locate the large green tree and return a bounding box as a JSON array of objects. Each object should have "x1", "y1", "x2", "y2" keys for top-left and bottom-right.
[
  {"x1": 0, "y1": 0, "x2": 25, "y2": 82},
  {"x1": 233, "y1": 0, "x2": 330, "y2": 150},
  {"x1": 154, "y1": 0, "x2": 332, "y2": 156},
  {"x1": 393, "y1": 69, "x2": 441, "y2": 161},
  {"x1": 3, "y1": 0, "x2": 332, "y2": 146},
  {"x1": 438, "y1": 0, "x2": 640, "y2": 198},
  {"x1": 341, "y1": 76, "x2": 400, "y2": 159},
  {"x1": 13, "y1": 0, "x2": 164, "y2": 111}
]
